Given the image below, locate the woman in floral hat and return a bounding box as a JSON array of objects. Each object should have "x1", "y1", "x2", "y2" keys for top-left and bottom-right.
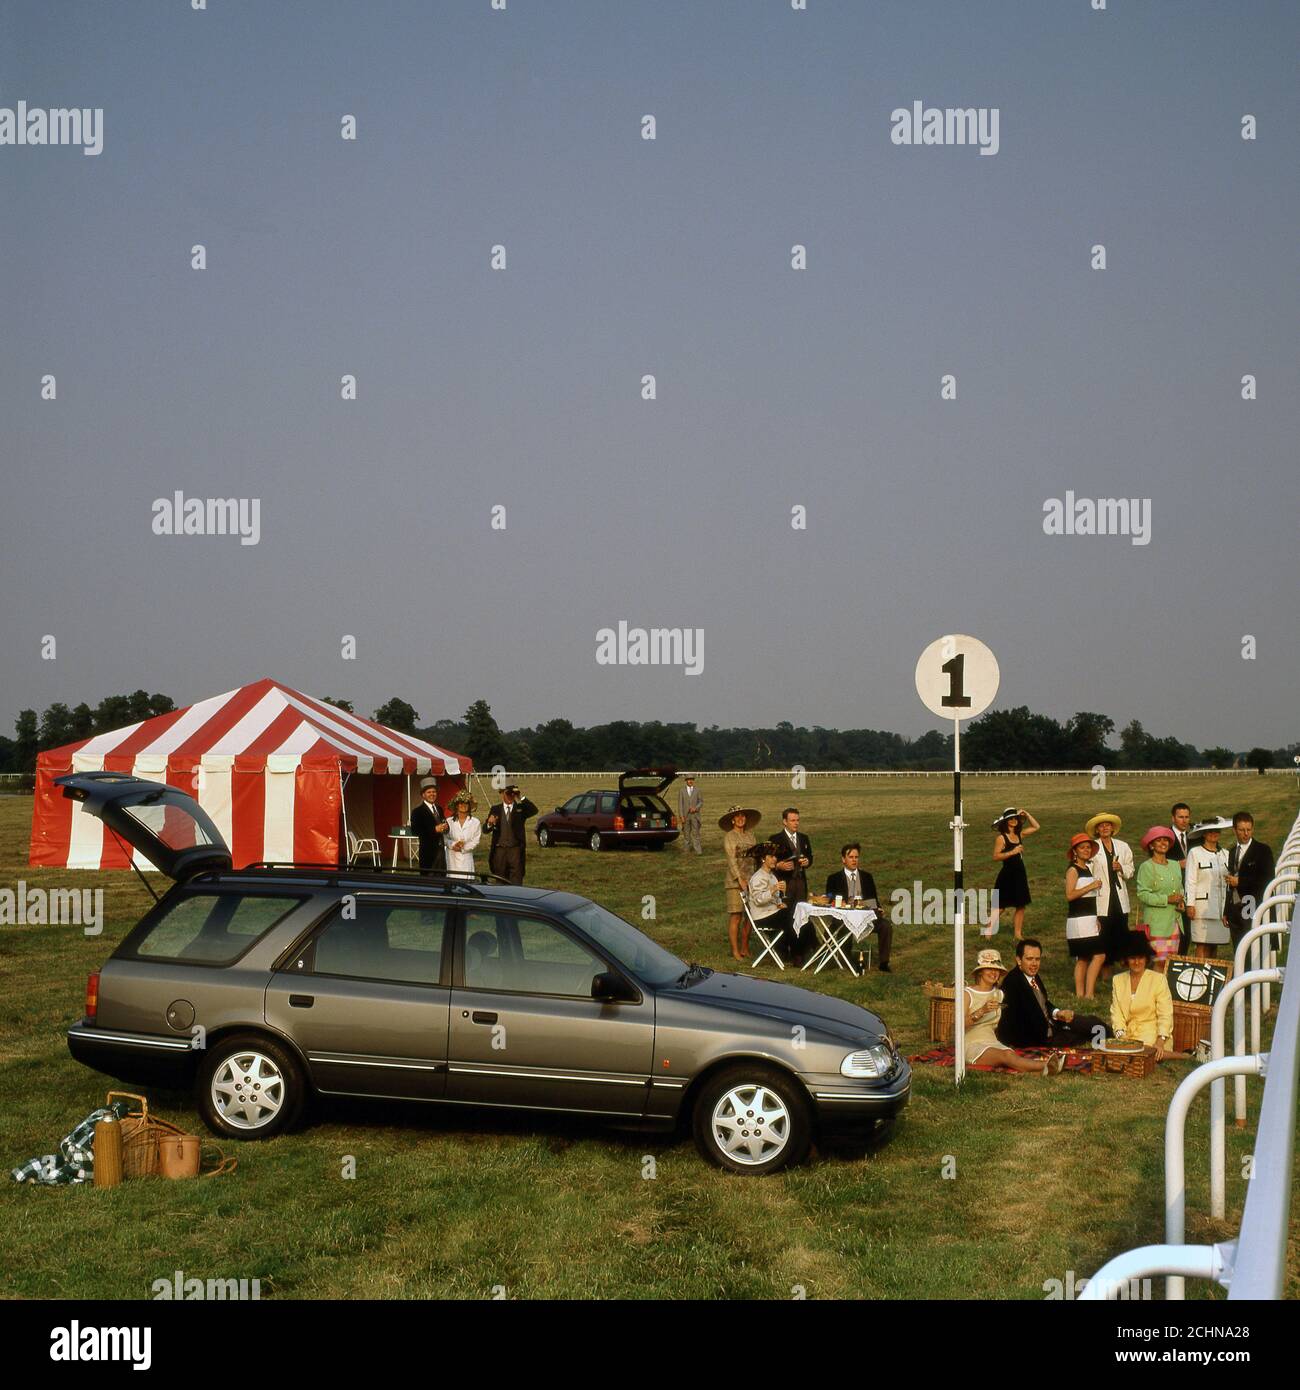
[{"x1": 443, "y1": 791, "x2": 482, "y2": 878}]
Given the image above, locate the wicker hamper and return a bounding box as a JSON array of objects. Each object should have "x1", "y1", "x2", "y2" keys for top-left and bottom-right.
[{"x1": 923, "y1": 981, "x2": 956, "y2": 1044}]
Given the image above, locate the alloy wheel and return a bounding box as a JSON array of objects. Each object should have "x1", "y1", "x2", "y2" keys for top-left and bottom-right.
[
  {"x1": 211, "y1": 1049, "x2": 286, "y2": 1131},
  {"x1": 710, "y1": 1083, "x2": 790, "y2": 1166}
]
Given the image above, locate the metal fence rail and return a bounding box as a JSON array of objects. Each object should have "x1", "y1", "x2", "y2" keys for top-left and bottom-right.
[
  {"x1": 501, "y1": 768, "x2": 1273, "y2": 779},
  {"x1": 1081, "y1": 804, "x2": 1300, "y2": 1301}
]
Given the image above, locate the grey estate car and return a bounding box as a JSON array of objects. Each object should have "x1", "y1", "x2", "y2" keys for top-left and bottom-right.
[{"x1": 61, "y1": 772, "x2": 909, "y2": 1174}]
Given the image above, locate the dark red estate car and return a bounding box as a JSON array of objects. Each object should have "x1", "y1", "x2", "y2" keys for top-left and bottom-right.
[{"x1": 534, "y1": 769, "x2": 680, "y2": 852}]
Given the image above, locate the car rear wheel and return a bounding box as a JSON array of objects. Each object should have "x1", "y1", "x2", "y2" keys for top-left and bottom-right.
[
  {"x1": 692, "y1": 1065, "x2": 811, "y2": 1175},
  {"x1": 537, "y1": 825, "x2": 552, "y2": 848},
  {"x1": 197, "y1": 1034, "x2": 304, "y2": 1140},
  {"x1": 589, "y1": 830, "x2": 603, "y2": 851}
]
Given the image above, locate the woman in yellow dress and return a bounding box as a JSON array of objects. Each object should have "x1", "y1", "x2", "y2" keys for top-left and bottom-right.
[
  {"x1": 1110, "y1": 933, "x2": 1174, "y2": 1060},
  {"x1": 720, "y1": 805, "x2": 760, "y2": 961}
]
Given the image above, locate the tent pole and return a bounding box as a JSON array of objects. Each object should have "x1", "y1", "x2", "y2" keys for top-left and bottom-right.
[{"x1": 339, "y1": 769, "x2": 351, "y2": 865}]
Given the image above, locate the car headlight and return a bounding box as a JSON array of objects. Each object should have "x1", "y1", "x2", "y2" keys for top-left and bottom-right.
[{"x1": 840, "y1": 1043, "x2": 894, "y2": 1079}]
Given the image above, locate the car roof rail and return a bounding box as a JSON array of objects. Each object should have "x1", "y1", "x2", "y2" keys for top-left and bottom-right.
[{"x1": 238, "y1": 862, "x2": 512, "y2": 894}]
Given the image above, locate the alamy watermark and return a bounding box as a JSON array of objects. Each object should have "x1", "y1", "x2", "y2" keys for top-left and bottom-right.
[
  {"x1": 1, "y1": 882, "x2": 103, "y2": 935},
  {"x1": 1, "y1": 101, "x2": 103, "y2": 156},
  {"x1": 152, "y1": 491, "x2": 261, "y2": 545},
  {"x1": 596, "y1": 621, "x2": 703, "y2": 675},
  {"x1": 890, "y1": 102, "x2": 1000, "y2": 156},
  {"x1": 1043, "y1": 492, "x2": 1151, "y2": 546}
]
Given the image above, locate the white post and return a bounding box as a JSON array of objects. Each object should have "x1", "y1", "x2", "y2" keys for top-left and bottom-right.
[
  {"x1": 1165, "y1": 1053, "x2": 1266, "y2": 1300},
  {"x1": 953, "y1": 717, "x2": 965, "y2": 1086},
  {"x1": 1209, "y1": 967, "x2": 1282, "y2": 1218},
  {"x1": 1232, "y1": 897, "x2": 1294, "y2": 1124}
]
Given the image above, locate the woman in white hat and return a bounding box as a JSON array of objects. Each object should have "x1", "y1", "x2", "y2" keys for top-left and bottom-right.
[
  {"x1": 964, "y1": 949, "x2": 1065, "y2": 1075},
  {"x1": 984, "y1": 807, "x2": 1040, "y2": 940},
  {"x1": 442, "y1": 791, "x2": 481, "y2": 878},
  {"x1": 1085, "y1": 813, "x2": 1134, "y2": 978},
  {"x1": 720, "y1": 806, "x2": 761, "y2": 960},
  {"x1": 1185, "y1": 817, "x2": 1232, "y2": 959}
]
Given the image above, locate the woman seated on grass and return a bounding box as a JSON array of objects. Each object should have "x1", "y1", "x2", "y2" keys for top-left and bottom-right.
[
  {"x1": 964, "y1": 949, "x2": 1065, "y2": 1076},
  {"x1": 1110, "y1": 933, "x2": 1174, "y2": 1061}
]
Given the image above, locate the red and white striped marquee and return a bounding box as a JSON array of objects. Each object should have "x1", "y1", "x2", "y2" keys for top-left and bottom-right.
[{"x1": 29, "y1": 678, "x2": 471, "y2": 870}]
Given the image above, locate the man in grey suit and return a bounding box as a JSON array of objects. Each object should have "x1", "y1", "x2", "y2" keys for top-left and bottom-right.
[{"x1": 677, "y1": 774, "x2": 703, "y2": 853}]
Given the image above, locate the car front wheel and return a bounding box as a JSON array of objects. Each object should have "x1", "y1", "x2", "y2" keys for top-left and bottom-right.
[
  {"x1": 589, "y1": 830, "x2": 603, "y2": 851},
  {"x1": 537, "y1": 825, "x2": 552, "y2": 848},
  {"x1": 197, "y1": 1034, "x2": 304, "y2": 1140},
  {"x1": 692, "y1": 1065, "x2": 811, "y2": 1175}
]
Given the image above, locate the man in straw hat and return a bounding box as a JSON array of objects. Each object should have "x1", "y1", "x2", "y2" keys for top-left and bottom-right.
[
  {"x1": 720, "y1": 805, "x2": 760, "y2": 961},
  {"x1": 410, "y1": 777, "x2": 450, "y2": 874}
]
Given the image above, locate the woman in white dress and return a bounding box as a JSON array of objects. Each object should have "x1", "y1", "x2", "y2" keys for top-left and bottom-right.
[
  {"x1": 1185, "y1": 816, "x2": 1232, "y2": 959},
  {"x1": 443, "y1": 792, "x2": 482, "y2": 877},
  {"x1": 964, "y1": 949, "x2": 1065, "y2": 1075}
]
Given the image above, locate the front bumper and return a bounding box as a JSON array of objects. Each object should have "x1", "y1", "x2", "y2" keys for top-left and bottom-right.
[
  {"x1": 803, "y1": 1058, "x2": 912, "y2": 1129},
  {"x1": 68, "y1": 1018, "x2": 197, "y2": 1087}
]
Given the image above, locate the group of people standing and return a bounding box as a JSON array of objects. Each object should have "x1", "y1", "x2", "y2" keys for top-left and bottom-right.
[
  {"x1": 409, "y1": 778, "x2": 539, "y2": 884},
  {"x1": 986, "y1": 804, "x2": 1276, "y2": 1001}
]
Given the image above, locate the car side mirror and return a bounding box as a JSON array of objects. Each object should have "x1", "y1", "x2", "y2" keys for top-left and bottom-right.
[
  {"x1": 555, "y1": 806, "x2": 564, "y2": 814},
  {"x1": 592, "y1": 972, "x2": 634, "y2": 1003}
]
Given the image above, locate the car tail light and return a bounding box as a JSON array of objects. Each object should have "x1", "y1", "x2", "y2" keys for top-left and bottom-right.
[
  {"x1": 86, "y1": 972, "x2": 100, "y2": 1020},
  {"x1": 670, "y1": 814, "x2": 678, "y2": 829},
  {"x1": 613, "y1": 815, "x2": 625, "y2": 831}
]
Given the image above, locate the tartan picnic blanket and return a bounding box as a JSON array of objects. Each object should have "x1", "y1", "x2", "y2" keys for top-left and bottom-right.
[
  {"x1": 909, "y1": 1043, "x2": 1092, "y2": 1073},
  {"x1": 10, "y1": 1100, "x2": 133, "y2": 1185}
]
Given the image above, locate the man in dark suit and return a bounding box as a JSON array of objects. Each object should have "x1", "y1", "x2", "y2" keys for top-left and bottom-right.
[
  {"x1": 997, "y1": 938, "x2": 1109, "y2": 1048},
  {"x1": 1170, "y1": 802, "x2": 1193, "y2": 954},
  {"x1": 1226, "y1": 811, "x2": 1275, "y2": 955},
  {"x1": 410, "y1": 778, "x2": 449, "y2": 874},
  {"x1": 824, "y1": 842, "x2": 892, "y2": 972},
  {"x1": 773, "y1": 807, "x2": 812, "y2": 903},
  {"x1": 484, "y1": 784, "x2": 538, "y2": 885}
]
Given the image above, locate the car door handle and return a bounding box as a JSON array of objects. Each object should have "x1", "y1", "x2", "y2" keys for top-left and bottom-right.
[
  {"x1": 470, "y1": 1010, "x2": 498, "y2": 1025},
  {"x1": 289, "y1": 994, "x2": 314, "y2": 1008}
]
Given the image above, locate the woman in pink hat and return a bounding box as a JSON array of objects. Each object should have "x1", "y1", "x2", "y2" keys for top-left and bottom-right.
[{"x1": 1135, "y1": 826, "x2": 1185, "y2": 969}]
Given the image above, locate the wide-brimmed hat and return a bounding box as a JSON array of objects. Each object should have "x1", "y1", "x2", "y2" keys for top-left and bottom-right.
[
  {"x1": 719, "y1": 805, "x2": 761, "y2": 831},
  {"x1": 1068, "y1": 832, "x2": 1098, "y2": 860},
  {"x1": 1192, "y1": 815, "x2": 1232, "y2": 837},
  {"x1": 970, "y1": 948, "x2": 1008, "y2": 979},
  {"x1": 1121, "y1": 931, "x2": 1156, "y2": 961},
  {"x1": 419, "y1": 776, "x2": 438, "y2": 790},
  {"x1": 1085, "y1": 812, "x2": 1122, "y2": 838},
  {"x1": 1141, "y1": 825, "x2": 1176, "y2": 852},
  {"x1": 448, "y1": 790, "x2": 476, "y2": 810},
  {"x1": 991, "y1": 807, "x2": 1021, "y2": 830}
]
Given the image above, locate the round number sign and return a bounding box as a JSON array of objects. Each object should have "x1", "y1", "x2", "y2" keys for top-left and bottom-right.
[{"x1": 915, "y1": 635, "x2": 1000, "y2": 720}]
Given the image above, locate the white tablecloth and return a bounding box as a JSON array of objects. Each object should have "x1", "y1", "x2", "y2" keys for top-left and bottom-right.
[{"x1": 792, "y1": 902, "x2": 877, "y2": 941}]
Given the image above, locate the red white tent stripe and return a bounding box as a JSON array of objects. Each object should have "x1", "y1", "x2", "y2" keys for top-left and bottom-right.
[{"x1": 29, "y1": 678, "x2": 471, "y2": 871}]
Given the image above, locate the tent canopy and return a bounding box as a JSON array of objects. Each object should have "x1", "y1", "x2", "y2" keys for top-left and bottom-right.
[{"x1": 29, "y1": 678, "x2": 472, "y2": 870}]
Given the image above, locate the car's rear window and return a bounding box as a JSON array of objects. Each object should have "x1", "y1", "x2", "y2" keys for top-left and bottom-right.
[
  {"x1": 621, "y1": 794, "x2": 669, "y2": 813},
  {"x1": 131, "y1": 892, "x2": 301, "y2": 965}
]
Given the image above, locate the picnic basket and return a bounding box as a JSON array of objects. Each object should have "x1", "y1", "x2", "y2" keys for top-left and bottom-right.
[
  {"x1": 922, "y1": 981, "x2": 956, "y2": 1043},
  {"x1": 1086, "y1": 1045, "x2": 1157, "y2": 1079},
  {"x1": 106, "y1": 1092, "x2": 235, "y2": 1179}
]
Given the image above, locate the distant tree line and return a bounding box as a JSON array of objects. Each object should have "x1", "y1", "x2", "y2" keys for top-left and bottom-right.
[{"x1": 0, "y1": 692, "x2": 1288, "y2": 777}]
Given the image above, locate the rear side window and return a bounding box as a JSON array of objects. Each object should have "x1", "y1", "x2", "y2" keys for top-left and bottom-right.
[
  {"x1": 133, "y1": 893, "x2": 300, "y2": 965},
  {"x1": 596, "y1": 792, "x2": 617, "y2": 813}
]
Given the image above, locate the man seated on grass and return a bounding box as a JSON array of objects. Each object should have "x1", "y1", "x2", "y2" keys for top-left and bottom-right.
[{"x1": 996, "y1": 938, "x2": 1109, "y2": 1050}]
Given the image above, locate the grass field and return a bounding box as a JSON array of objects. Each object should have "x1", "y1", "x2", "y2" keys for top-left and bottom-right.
[{"x1": 2, "y1": 774, "x2": 1296, "y2": 1300}]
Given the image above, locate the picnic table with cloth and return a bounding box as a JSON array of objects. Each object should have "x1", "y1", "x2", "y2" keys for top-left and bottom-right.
[{"x1": 791, "y1": 901, "x2": 876, "y2": 976}]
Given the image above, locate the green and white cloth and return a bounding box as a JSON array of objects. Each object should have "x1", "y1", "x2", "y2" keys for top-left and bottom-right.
[{"x1": 11, "y1": 1100, "x2": 132, "y2": 1185}]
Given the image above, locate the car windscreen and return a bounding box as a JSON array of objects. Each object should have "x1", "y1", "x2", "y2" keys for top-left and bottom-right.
[
  {"x1": 126, "y1": 892, "x2": 302, "y2": 966},
  {"x1": 564, "y1": 901, "x2": 685, "y2": 987}
]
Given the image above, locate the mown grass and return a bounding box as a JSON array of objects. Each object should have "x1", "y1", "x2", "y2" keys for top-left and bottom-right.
[{"x1": 1, "y1": 774, "x2": 1296, "y2": 1299}]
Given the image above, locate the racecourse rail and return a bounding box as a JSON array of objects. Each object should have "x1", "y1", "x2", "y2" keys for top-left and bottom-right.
[
  {"x1": 497, "y1": 769, "x2": 1277, "y2": 779},
  {"x1": 1079, "y1": 802, "x2": 1300, "y2": 1301}
]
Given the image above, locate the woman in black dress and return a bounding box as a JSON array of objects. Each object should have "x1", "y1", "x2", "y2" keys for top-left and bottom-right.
[{"x1": 986, "y1": 807, "x2": 1040, "y2": 940}]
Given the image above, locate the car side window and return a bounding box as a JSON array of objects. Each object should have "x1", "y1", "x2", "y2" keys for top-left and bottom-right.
[
  {"x1": 311, "y1": 903, "x2": 447, "y2": 986},
  {"x1": 575, "y1": 793, "x2": 598, "y2": 814},
  {"x1": 596, "y1": 792, "x2": 617, "y2": 813},
  {"x1": 134, "y1": 892, "x2": 301, "y2": 965},
  {"x1": 561, "y1": 796, "x2": 583, "y2": 813},
  {"x1": 462, "y1": 912, "x2": 603, "y2": 997}
]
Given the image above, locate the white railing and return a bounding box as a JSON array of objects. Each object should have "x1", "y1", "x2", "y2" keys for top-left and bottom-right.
[
  {"x1": 504, "y1": 768, "x2": 1271, "y2": 779},
  {"x1": 1081, "y1": 806, "x2": 1300, "y2": 1301}
]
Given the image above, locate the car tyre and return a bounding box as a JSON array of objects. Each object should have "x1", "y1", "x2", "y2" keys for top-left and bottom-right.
[
  {"x1": 589, "y1": 830, "x2": 603, "y2": 852},
  {"x1": 537, "y1": 825, "x2": 552, "y2": 848},
  {"x1": 196, "y1": 1033, "x2": 305, "y2": 1141},
  {"x1": 692, "y1": 1064, "x2": 811, "y2": 1175}
]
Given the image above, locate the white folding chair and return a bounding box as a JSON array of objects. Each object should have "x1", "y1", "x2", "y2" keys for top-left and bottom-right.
[
  {"x1": 744, "y1": 894, "x2": 786, "y2": 970},
  {"x1": 346, "y1": 829, "x2": 381, "y2": 867}
]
